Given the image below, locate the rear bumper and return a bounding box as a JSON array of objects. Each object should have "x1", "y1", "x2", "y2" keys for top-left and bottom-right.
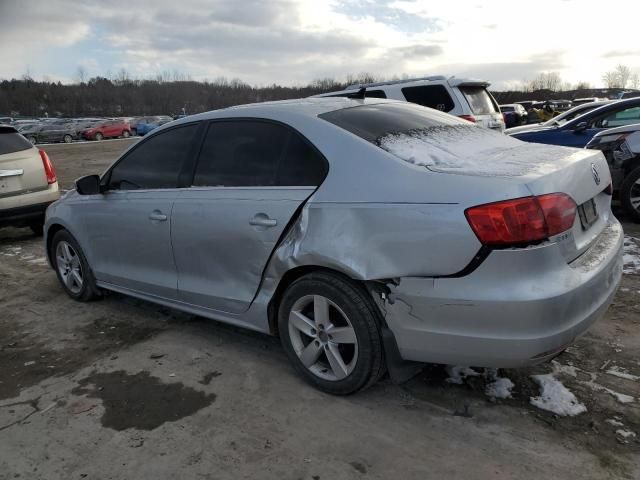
[
  {"x1": 0, "y1": 185, "x2": 60, "y2": 227},
  {"x1": 0, "y1": 201, "x2": 53, "y2": 227},
  {"x1": 381, "y1": 219, "x2": 624, "y2": 367}
]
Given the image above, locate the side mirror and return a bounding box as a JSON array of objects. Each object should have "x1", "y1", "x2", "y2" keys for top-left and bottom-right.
[
  {"x1": 573, "y1": 121, "x2": 588, "y2": 133},
  {"x1": 75, "y1": 174, "x2": 101, "y2": 195}
]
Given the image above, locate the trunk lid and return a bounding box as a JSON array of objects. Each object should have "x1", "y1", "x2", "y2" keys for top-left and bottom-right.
[
  {"x1": 378, "y1": 125, "x2": 611, "y2": 262},
  {"x1": 0, "y1": 129, "x2": 48, "y2": 199}
]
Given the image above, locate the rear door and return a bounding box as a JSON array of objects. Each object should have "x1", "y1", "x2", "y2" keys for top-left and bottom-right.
[
  {"x1": 0, "y1": 129, "x2": 46, "y2": 204},
  {"x1": 172, "y1": 119, "x2": 328, "y2": 313},
  {"x1": 74, "y1": 123, "x2": 200, "y2": 298}
]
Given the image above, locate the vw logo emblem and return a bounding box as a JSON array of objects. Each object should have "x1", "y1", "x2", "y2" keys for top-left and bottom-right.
[{"x1": 591, "y1": 163, "x2": 600, "y2": 185}]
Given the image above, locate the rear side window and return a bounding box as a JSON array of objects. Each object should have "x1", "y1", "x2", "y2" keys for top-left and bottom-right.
[
  {"x1": 459, "y1": 86, "x2": 499, "y2": 115},
  {"x1": 194, "y1": 120, "x2": 327, "y2": 187},
  {"x1": 108, "y1": 124, "x2": 198, "y2": 190},
  {"x1": 401, "y1": 85, "x2": 455, "y2": 112},
  {"x1": 319, "y1": 102, "x2": 464, "y2": 144},
  {"x1": 0, "y1": 130, "x2": 33, "y2": 155}
]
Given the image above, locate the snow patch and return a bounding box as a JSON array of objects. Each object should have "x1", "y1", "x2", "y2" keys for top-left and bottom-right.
[
  {"x1": 530, "y1": 374, "x2": 587, "y2": 416},
  {"x1": 623, "y1": 235, "x2": 640, "y2": 274},
  {"x1": 485, "y1": 377, "x2": 514, "y2": 399},
  {"x1": 605, "y1": 418, "x2": 625, "y2": 427},
  {"x1": 606, "y1": 366, "x2": 640, "y2": 382},
  {"x1": 378, "y1": 125, "x2": 582, "y2": 178},
  {"x1": 616, "y1": 429, "x2": 636, "y2": 439},
  {"x1": 445, "y1": 366, "x2": 480, "y2": 384}
]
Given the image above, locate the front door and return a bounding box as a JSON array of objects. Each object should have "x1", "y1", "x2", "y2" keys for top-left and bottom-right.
[
  {"x1": 74, "y1": 122, "x2": 200, "y2": 299},
  {"x1": 171, "y1": 120, "x2": 328, "y2": 314}
]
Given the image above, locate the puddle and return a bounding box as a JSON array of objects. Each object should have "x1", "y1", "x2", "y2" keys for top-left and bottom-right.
[{"x1": 72, "y1": 370, "x2": 216, "y2": 430}]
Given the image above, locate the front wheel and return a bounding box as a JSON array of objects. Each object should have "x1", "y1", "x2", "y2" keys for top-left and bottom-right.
[
  {"x1": 94, "y1": 132, "x2": 104, "y2": 141},
  {"x1": 620, "y1": 165, "x2": 640, "y2": 222},
  {"x1": 278, "y1": 271, "x2": 385, "y2": 395},
  {"x1": 63, "y1": 134, "x2": 72, "y2": 143},
  {"x1": 122, "y1": 130, "x2": 130, "y2": 138},
  {"x1": 27, "y1": 136, "x2": 36, "y2": 145},
  {"x1": 51, "y1": 230, "x2": 102, "y2": 301}
]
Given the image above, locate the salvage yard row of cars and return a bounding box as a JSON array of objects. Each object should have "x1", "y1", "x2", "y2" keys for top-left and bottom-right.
[
  {"x1": 0, "y1": 115, "x2": 173, "y2": 145},
  {"x1": 1, "y1": 74, "x2": 639, "y2": 394}
]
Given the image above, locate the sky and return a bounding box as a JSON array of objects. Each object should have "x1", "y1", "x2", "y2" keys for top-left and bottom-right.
[{"x1": 0, "y1": 0, "x2": 638, "y2": 90}]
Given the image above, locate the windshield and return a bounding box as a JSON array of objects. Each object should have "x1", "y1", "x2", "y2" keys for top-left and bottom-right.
[
  {"x1": 544, "y1": 105, "x2": 599, "y2": 126},
  {"x1": 459, "y1": 86, "x2": 499, "y2": 115},
  {"x1": 319, "y1": 102, "x2": 465, "y2": 144}
]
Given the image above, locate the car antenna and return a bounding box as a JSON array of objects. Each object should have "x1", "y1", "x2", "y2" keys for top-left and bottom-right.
[{"x1": 347, "y1": 87, "x2": 367, "y2": 99}]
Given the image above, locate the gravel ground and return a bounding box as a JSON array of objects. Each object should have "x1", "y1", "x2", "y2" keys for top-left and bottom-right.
[{"x1": 0, "y1": 139, "x2": 639, "y2": 479}]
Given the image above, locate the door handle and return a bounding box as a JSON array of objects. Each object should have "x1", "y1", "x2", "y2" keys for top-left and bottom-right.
[
  {"x1": 149, "y1": 211, "x2": 167, "y2": 222},
  {"x1": 249, "y1": 214, "x2": 277, "y2": 228}
]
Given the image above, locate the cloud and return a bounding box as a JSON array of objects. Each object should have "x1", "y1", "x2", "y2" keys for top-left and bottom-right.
[
  {"x1": 332, "y1": 0, "x2": 442, "y2": 33},
  {"x1": 602, "y1": 50, "x2": 640, "y2": 58},
  {"x1": 392, "y1": 44, "x2": 444, "y2": 59}
]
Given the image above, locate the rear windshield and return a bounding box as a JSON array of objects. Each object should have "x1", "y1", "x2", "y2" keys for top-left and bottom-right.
[
  {"x1": 319, "y1": 102, "x2": 464, "y2": 144},
  {"x1": 0, "y1": 130, "x2": 33, "y2": 155},
  {"x1": 459, "y1": 86, "x2": 499, "y2": 115}
]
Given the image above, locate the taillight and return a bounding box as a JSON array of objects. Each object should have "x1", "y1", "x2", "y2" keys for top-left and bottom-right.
[
  {"x1": 458, "y1": 114, "x2": 476, "y2": 123},
  {"x1": 465, "y1": 193, "x2": 577, "y2": 247},
  {"x1": 39, "y1": 149, "x2": 57, "y2": 184},
  {"x1": 604, "y1": 182, "x2": 613, "y2": 195}
]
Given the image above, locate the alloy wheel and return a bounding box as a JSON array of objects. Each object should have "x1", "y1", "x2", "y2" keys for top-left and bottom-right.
[
  {"x1": 288, "y1": 294, "x2": 359, "y2": 381},
  {"x1": 55, "y1": 241, "x2": 83, "y2": 294},
  {"x1": 630, "y1": 178, "x2": 640, "y2": 213}
]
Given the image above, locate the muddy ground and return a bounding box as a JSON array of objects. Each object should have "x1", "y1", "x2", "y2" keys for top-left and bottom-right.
[{"x1": 0, "y1": 139, "x2": 639, "y2": 479}]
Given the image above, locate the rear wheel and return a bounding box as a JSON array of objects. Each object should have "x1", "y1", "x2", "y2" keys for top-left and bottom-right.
[
  {"x1": 122, "y1": 130, "x2": 130, "y2": 138},
  {"x1": 27, "y1": 136, "x2": 36, "y2": 145},
  {"x1": 51, "y1": 230, "x2": 102, "y2": 301},
  {"x1": 63, "y1": 134, "x2": 72, "y2": 143},
  {"x1": 94, "y1": 132, "x2": 104, "y2": 141},
  {"x1": 620, "y1": 165, "x2": 640, "y2": 222},
  {"x1": 278, "y1": 271, "x2": 385, "y2": 395}
]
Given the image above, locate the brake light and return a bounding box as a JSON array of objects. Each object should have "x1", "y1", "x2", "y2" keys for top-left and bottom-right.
[
  {"x1": 458, "y1": 114, "x2": 476, "y2": 123},
  {"x1": 465, "y1": 193, "x2": 576, "y2": 246},
  {"x1": 39, "y1": 149, "x2": 57, "y2": 184}
]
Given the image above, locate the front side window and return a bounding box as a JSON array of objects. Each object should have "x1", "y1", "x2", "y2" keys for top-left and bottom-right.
[
  {"x1": 108, "y1": 124, "x2": 198, "y2": 190},
  {"x1": 401, "y1": 85, "x2": 455, "y2": 112},
  {"x1": 596, "y1": 106, "x2": 640, "y2": 128},
  {"x1": 193, "y1": 120, "x2": 327, "y2": 187}
]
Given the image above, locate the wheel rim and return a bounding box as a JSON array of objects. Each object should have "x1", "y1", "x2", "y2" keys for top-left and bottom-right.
[
  {"x1": 288, "y1": 295, "x2": 358, "y2": 381},
  {"x1": 55, "y1": 241, "x2": 83, "y2": 294},
  {"x1": 64, "y1": 135, "x2": 72, "y2": 143},
  {"x1": 123, "y1": 131, "x2": 129, "y2": 137},
  {"x1": 630, "y1": 178, "x2": 640, "y2": 212}
]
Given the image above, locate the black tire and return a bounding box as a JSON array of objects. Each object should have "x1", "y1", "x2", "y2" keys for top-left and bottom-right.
[
  {"x1": 278, "y1": 271, "x2": 385, "y2": 395},
  {"x1": 131, "y1": 128, "x2": 137, "y2": 136},
  {"x1": 50, "y1": 230, "x2": 102, "y2": 301},
  {"x1": 94, "y1": 132, "x2": 104, "y2": 141},
  {"x1": 27, "y1": 136, "x2": 36, "y2": 145},
  {"x1": 122, "y1": 130, "x2": 130, "y2": 138},
  {"x1": 29, "y1": 221, "x2": 44, "y2": 236},
  {"x1": 620, "y1": 165, "x2": 640, "y2": 222},
  {"x1": 63, "y1": 134, "x2": 72, "y2": 143}
]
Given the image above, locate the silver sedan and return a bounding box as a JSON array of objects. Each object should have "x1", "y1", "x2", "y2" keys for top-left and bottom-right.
[{"x1": 44, "y1": 98, "x2": 623, "y2": 394}]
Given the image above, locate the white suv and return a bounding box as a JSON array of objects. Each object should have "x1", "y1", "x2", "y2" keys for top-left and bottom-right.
[
  {"x1": 0, "y1": 126, "x2": 60, "y2": 234},
  {"x1": 313, "y1": 76, "x2": 505, "y2": 132}
]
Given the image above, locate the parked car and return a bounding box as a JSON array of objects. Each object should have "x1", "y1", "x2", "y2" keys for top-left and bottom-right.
[
  {"x1": 0, "y1": 126, "x2": 59, "y2": 234},
  {"x1": 44, "y1": 98, "x2": 622, "y2": 394},
  {"x1": 82, "y1": 120, "x2": 132, "y2": 141},
  {"x1": 509, "y1": 97, "x2": 640, "y2": 147},
  {"x1": 0, "y1": 116, "x2": 14, "y2": 125},
  {"x1": 573, "y1": 97, "x2": 604, "y2": 106},
  {"x1": 27, "y1": 122, "x2": 80, "y2": 144},
  {"x1": 506, "y1": 100, "x2": 613, "y2": 134},
  {"x1": 313, "y1": 75, "x2": 505, "y2": 131},
  {"x1": 134, "y1": 117, "x2": 172, "y2": 136},
  {"x1": 586, "y1": 123, "x2": 640, "y2": 220},
  {"x1": 500, "y1": 104, "x2": 527, "y2": 127}
]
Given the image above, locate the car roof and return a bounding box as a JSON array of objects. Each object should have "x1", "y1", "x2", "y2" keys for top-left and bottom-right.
[
  {"x1": 170, "y1": 97, "x2": 399, "y2": 124},
  {"x1": 564, "y1": 97, "x2": 640, "y2": 128}
]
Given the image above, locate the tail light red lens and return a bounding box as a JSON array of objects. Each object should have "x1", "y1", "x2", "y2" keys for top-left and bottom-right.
[
  {"x1": 458, "y1": 114, "x2": 476, "y2": 123},
  {"x1": 465, "y1": 193, "x2": 577, "y2": 246},
  {"x1": 39, "y1": 149, "x2": 57, "y2": 184}
]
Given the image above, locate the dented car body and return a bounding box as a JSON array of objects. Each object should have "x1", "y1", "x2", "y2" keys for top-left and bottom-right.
[{"x1": 45, "y1": 98, "x2": 623, "y2": 391}]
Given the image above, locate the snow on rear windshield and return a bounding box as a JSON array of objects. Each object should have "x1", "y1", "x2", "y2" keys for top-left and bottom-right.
[{"x1": 378, "y1": 124, "x2": 568, "y2": 177}]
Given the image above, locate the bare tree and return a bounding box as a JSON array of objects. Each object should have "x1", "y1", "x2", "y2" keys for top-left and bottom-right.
[
  {"x1": 529, "y1": 72, "x2": 563, "y2": 91},
  {"x1": 631, "y1": 73, "x2": 640, "y2": 90},
  {"x1": 602, "y1": 64, "x2": 633, "y2": 88},
  {"x1": 574, "y1": 81, "x2": 592, "y2": 90},
  {"x1": 75, "y1": 66, "x2": 87, "y2": 84}
]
